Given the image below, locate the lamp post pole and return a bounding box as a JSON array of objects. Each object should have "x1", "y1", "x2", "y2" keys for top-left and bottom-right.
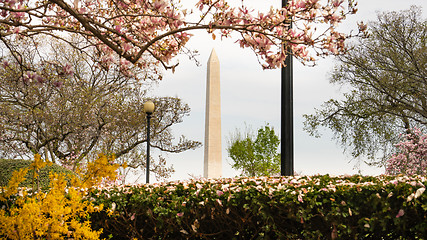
[
  {"x1": 281, "y1": 0, "x2": 294, "y2": 176},
  {"x1": 144, "y1": 101, "x2": 155, "y2": 183}
]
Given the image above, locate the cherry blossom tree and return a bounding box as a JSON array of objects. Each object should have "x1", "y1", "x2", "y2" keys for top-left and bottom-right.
[
  {"x1": 0, "y1": 0, "x2": 364, "y2": 74},
  {"x1": 0, "y1": 36, "x2": 200, "y2": 181},
  {"x1": 386, "y1": 128, "x2": 427, "y2": 176}
]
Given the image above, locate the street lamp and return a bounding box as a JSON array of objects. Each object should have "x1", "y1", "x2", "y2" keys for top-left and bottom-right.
[{"x1": 144, "y1": 100, "x2": 155, "y2": 183}]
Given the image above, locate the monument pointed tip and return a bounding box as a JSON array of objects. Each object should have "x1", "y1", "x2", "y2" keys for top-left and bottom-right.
[{"x1": 208, "y1": 48, "x2": 219, "y2": 63}]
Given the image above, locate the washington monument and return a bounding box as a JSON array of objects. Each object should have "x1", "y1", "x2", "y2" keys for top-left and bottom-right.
[{"x1": 203, "y1": 49, "x2": 222, "y2": 178}]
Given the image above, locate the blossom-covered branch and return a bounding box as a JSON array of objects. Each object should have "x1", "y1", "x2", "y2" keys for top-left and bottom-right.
[{"x1": 1, "y1": 0, "x2": 363, "y2": 71}]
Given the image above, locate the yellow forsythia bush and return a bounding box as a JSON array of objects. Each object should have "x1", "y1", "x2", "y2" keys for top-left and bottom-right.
[{"x1": 0, "y1": 154, "x2": 120, "y2": 239}]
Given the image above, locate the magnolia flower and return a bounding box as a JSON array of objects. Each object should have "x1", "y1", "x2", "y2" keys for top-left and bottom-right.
[
  {"x1": 62, "y1": 64, "x2": 74, "y2": 75},
  {"x1": 407, "y1": 193, "x2": 415, "y2": 202},
  {"x1": 331, "y1": 0, "x2": 344, "y2": 8},
  {"x1": 415, "y1": 187, "x2": 425, "y2": 199},
  {"x1": 396, "y1": 209, "x2": 404, "y2": 218},
  {"x1": 297, "y1": 193, "x2": 303, "y2": 203}
]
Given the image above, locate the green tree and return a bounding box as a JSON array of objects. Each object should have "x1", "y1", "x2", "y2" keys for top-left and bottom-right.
[
  {"x1": 303, "y1": 6, "x2": 427, "y2": 167},
  {"x1": 227, "y1": 125, "x2": 280, "y2": 177}
]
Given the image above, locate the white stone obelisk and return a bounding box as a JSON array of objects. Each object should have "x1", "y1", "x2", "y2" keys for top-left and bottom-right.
[{"x1": 204, "y1": 49, "x2": 222, "y2": 178}]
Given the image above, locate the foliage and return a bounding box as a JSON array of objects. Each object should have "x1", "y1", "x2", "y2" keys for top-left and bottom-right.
[
  {"x1": 0, "y1": 158, "x2": 75, "y2": 190},
  {"x1": 386, "y1": 128, "x2": 427, "y2": 176},
  {"x1": 0, "y1": 37, "x2": 200, "y2": 181},
  {"x1": 0, "y1": 0, "x2": 364, "y2": 75},
  {"x1": 0, "y1": 154, "x2": 121, "y2": 239},
  {"x1": 89, "y1": 175, "x2": 427, "y2": 239},
  {"x1": 227, "y1": 124, "x2": 280, "y2": 177},
  {"x1": 303, "y1": 7, "x2": 427, "y2": 166}
]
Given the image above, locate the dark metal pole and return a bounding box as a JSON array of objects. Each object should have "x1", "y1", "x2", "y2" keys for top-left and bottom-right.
[
  {"x1": 281, "y1": 0, "x2": 294, "y2": 176},
  {"x1": 146, "y1": 113, "x2": 152, "y2": 183}
]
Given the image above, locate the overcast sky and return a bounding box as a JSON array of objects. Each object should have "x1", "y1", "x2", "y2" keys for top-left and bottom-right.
[{"x1": 147, "y1": 0, "x2": 426, "y2": 182}]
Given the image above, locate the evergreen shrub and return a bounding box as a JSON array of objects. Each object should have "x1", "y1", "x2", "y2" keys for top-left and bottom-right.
[{"x1": 0, "y1": 158, "x2": 74, "y2": 189}]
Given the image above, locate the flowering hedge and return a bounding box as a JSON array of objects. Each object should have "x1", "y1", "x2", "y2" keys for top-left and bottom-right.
[{"x1": 90, "y1": 175, "x2": 426, "y2": 239}]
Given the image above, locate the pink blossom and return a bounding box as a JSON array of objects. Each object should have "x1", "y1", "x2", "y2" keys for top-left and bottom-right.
[
  {"x1": 2, "y1": 60, "x2": 10, "y2": 68},
  {"x1": 35, "y1": 75, "x2": 44, "y2": 83},
  {"x1": 395, "y1": 209, "x2": 404, "y2": 218},
  {"x1": 114, "y1": 25, "x2": 122, "y2": 33},
  {"x1": 153, "y1": 0, "x2": 167, "y2": 11},
  {"x1": 295, "y1": 0, "x2": 307, "y2": 9},
  {"x1": 331, "y1": 0, "x2": 344, "y2": 8},
  {"x1": 53, "y1": 81, "x2": 63, "y2": 88},
  {"x1": 62, "y1": 64, "x2": 74, "y2": 75},
  {"x1": 297, "y1": 193, "x2": 303, "y2": 203},
  {"x1": 78, "y1": 7, "x2": 88, "y2": 14}
]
